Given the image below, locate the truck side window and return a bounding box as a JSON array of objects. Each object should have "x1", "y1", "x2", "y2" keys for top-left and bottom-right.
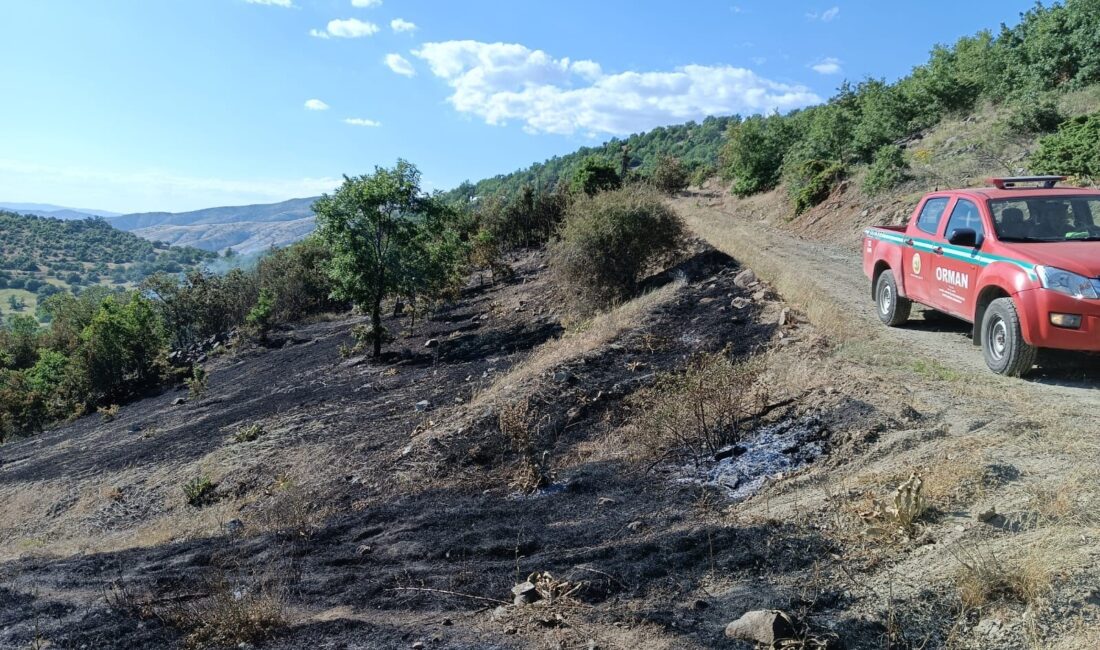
[
  {"x1": 945, "y1": 199, "x2": 984, "y2": 238},
  {"x1": 916, "y1": 197, "x2": 950, "y2": 235}
]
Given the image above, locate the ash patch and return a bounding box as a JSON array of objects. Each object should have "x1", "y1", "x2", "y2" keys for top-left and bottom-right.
[{"x1": 681, "y1": 415, "x2": 827, "y2": 501}]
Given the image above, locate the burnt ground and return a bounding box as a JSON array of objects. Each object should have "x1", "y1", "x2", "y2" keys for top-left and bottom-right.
[{"x1": 0, "y1": 246, "x2": 897, "y2": 650}]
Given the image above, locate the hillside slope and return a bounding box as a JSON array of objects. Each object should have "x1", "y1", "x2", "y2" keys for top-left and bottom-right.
[{"x1": 109, "y1": 198, "x2": 318, "y2": 255}]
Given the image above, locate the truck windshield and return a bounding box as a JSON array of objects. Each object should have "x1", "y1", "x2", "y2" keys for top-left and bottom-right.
[{"x1": 990, "y1": 196, "x2": 1100, "y2": 242}]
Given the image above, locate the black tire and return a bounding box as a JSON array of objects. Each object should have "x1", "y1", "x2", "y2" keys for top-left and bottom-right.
[
  {"x1": 875, "y1": 271, "x2": 911, "y2": 326},
  {"x1": 981, "y1": 297, "x2": 1037, "y2": 377}
]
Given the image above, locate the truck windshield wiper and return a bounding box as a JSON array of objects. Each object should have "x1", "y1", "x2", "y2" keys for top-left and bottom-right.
[{"x1": 997, "y1": 236, "x2": 1049, "y2": 242}]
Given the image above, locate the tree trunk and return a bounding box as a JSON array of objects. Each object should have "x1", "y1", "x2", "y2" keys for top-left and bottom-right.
[{"x1": 372, "y1": 296, "x2": 383, "y2": 358}]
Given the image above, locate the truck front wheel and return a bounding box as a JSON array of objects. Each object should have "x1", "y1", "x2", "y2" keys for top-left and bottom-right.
[
  {"x1": 875, "y1": 271, "x2": 911, "y2": 326},
  {"x1": 981, "y1": 297, "x2": 1037, "y2": 377}
]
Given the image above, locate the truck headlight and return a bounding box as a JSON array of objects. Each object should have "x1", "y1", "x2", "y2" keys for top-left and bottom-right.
[{"x1": 1036, "y1": 266, "x2": 1100, "y2": 299}]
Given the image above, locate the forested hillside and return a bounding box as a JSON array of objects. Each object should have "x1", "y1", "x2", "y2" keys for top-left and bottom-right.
[
  {"x1": 0, "y1": 211, "x2": 216, "y2": 317},
  {"x1": 443, "y1": 115, "x2": 734, "y2": 202}
]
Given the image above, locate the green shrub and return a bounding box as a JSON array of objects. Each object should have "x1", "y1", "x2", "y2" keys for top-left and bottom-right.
[
  {"x1": 187, "y1": 366, "x2": 207, "y2": 400},
  {"x1": 183, "y1": 475, "x2": 216, "y2": 507},
  {"x1": 863, "y1": 145, "x2": 911, "y2": 195},
  {"x1": 234, "y1": 422, "x2": 265, "y2": 443},
  {"x1": 1030, "y1": 113, "x2": 1100, "y2": 181},
  {"x1": 1002, "y1": 93, "x2": 1064, "y2": 134},
  {"x1": 651, "y1": 155, "x2": 690, "y2": 195},
  {"x1": 245, "y1": 289, "x2": 275, "y2": 342},
  {"x1": 691, "y1": 163, "x2": 718, "y2": 187},
  {"x1": 720, "y1": 114, "x2": 799, "y2": 196},
  {"x1": 570, "y1": 156, "x2": 622, "y2": 196},
  {"x1": 550, "y1": 186, "x2": 686, "y2": 314},
  {"x1": 784, "y1": 154, "x2": 847, "y2": 215}
]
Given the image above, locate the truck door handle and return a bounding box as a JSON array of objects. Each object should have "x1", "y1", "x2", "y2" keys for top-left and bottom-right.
[
  {"x1": 904, "y1": 238, "x2": 914, "y2": 246},
  {"x1": 933, "y1": 246, "x2": 944, "y2": 255}
]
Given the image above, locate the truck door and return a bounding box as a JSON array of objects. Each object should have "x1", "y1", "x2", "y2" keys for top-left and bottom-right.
[
  {"x1": 904, "y1": 196, "x2": 952, "y2": 306},
  {"x1": 930, "y1": 198, "x2": 983, "y2": 318}
]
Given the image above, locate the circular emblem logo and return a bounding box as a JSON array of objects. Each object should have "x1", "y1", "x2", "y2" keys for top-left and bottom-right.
[{"x1": 912, "y1": 253, "x2": 922, "y2": 275}]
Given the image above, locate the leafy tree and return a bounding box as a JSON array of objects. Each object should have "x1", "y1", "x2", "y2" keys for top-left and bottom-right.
[
  {"x1": 550, "y1": 186, "x2": 686, "y2": 314},
  {"x1": 78, "y1": 294, "x2": 165, "y2": 404},
  {"x1": 720, "y1": 114, "x2": 798, "y2": 196},
  {"x1": 1030, "y1": 113, "x2": 1100, "y2": 181},
  {"x1": 314, "y1": 160, "x2": 458, "y2": 358},
  {"x1": 246, "y1": 289, "x2": 276, "y2": 342},
  {"x1": 863, "y1": 145, "x2": 911, "y2": 195},
  {"x1": 570, "y1": 157, "x2": 622, "y2": 196},
  {"x1": 651, "y1": 155, "x2": 690, "y2": 195}
]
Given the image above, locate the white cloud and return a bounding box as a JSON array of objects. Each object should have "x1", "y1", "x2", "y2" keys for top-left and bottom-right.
[
  {"x1": 807, "y1": 6, "x2": 840, "y2": 21},
  {"x1": 811, "y1": 57, "x2": 842, "y2": 74},
  {"x1": 304, "y1": 98, "x2": 330, "y2": 111},
  {"x1": 351, "y1": 0, "x2": 382, "y2": 6},
  {"x1": 385, "y1": 53, "x2": 416, "y2": 77},
  {"x1": 245, "y1": 0, "x2": 294, "y2": 7},
  {"x1": 311, "y1": 18, "x2": 379, "y2": 39},
  {"x1": 390, "y1": 18, "x2": 417, "y2": 33},
  {"x1": 344, "y1": 118, "x2": 382, "y2": 127},
  {"x1": 412, "y1": 40, "x2": 820, "y2": 136}
]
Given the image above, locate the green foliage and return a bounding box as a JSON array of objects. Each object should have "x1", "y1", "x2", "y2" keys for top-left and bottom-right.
[
  {"x1": 1002, "y1": 92, "x2": 1065, "y2": 134},
  {"x1": 550, "y1": 186, "x2": 686, "y2": 313},
  {"x1": 441, "y1": 116, "x2": 735, "y2": 205},
  {"x1": 234, "y1": 422, "x2": 265, "y2": 443},
  {"x1": 691, "y1": 163, "x2": 718, "y2": 187},
  {"x1": 784, "y1": 156, "x2": 846, "y2": 216},
  {"x1": 183, "y1": 475, "x2": 216, "y2": 507},
  {"x1": 720, "y1": 114, "x2": 797, "y2": 196},
  {"x1": 863, "y1": 145, "x2": 912, "y2": 195},
  {"x1": 246, "y1": 289, "x2": 276, "y2": 341},
  {"x1": 143, "y1": 269, "x2": 258, "y2": 350},
  {"x1": 314, "y1": 160, "x2": 465, "y2": 358},
  {"x1": 570, "y1": 157, "x2": 622, "y2": 196},
  {"x1": 254, "y1": 238, "x2": 345, "y2": 323},
  {"x1": 651, "y1": 155, "x2": 690, "y2": 195},
  {"x1": 79, "y1": 294, "x2": 166, "y2": 404},
  {"x1": 1030, "y1": 112, "x2": 1100, "y2": 181},
  {"x1": 187, "y1": 365, "x2": 208, "y2": 400}
]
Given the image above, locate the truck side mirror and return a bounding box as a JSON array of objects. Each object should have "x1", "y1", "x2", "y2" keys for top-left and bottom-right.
[{"x1": 948, "y1": 228, "x2": 980, "y2": 248}]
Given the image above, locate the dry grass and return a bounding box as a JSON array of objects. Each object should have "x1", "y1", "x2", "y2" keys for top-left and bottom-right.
[
  {"x1": 473, "y1": 277, "x2": 685, "y2": 406},
  {"x1": 952, "y1": 544, "x2": 1052, "y2": 611},
  {"x1": 625, "y1": 351, "x2": 766, "y2": 462},
  {"x1": 158, "y1": 572, "x2": 287, "y2": 649},
  {"x1": 499, "y1": 399, "x2": 554, "y2": 493},
  {"x1": 244, "y1": 477, "x2": 331, "y2": 539},
  {"x1": 1024, "y1": 472, "x2": 1100, "y2": 526},
  {"x1": 674, "y1": 203, "x2": 852, "y2": 340}
]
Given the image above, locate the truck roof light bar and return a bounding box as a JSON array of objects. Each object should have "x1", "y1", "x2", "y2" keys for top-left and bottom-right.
[{"x1": 986, "y1": 176, "x2": 1066, "y2": 189}]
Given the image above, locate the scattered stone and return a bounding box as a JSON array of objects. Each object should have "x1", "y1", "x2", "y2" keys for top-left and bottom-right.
[
  {"x1": 356, "y1": 545, "x2": 373, "y2": 555},
  {"x1": 977, "y1": 507, "x2": 999, "y2": 523},
  {"x1": 424, "y1": 339, "x2": 439, "y2": 348},
  {"x1": 223, "y1": 519, "x2": 244, "y2": 535},
  {"x1": 752, "y1": 290, "x2": 767, "y2": 301},
  {"x1": 512, "y1": 581, "x2": 541, "y2": 606},
  {"x1": 553, "y1": 371, "x2": 574, "y2": 384},
  {"x1": 734, "y1": 269, "x2": 757, "y2": 288},
  {"x1": 415, "y1": 400, "x2": 431, "y2": 412},
  {"x1": 778, "y1": 308, "x2": 791, "y2": 327},
  {"x1": 626, "y1": 520, "x2": 644, "y2": 532},
  {"x1": 341, "y1": 356, "x2": 368, "y2": 369},
  {"x1": 731, "y1": 297, "x2": 751, "y2": 309},
  {"x1": 690, "y1": 599, "x2": 710, "y2": 611},
  {"x1": 172, "y1": 397, "x2": 187, "y2": 406},
  {"x1": 724, "y1": 610, "x2": 799, "y2": 645},
  {"x1": 597, "y1": 497, "x2": 617, "y2": 506},
  {"x1": 699, "y1": 297, "x2": 716, "y2": 306},
  {"x1": 411, "y1": 642, "x2": 425, "y2": 650}
]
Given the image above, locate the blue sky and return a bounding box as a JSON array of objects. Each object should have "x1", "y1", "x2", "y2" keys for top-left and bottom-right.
[{"x1": 0, "y1": 0, "x2": 1037, "y2": 213}]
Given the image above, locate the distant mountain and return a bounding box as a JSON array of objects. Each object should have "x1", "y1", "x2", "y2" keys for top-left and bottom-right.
[
  {"x1": 0, "y1": 202, "x2": 121, "y2": 219},
  {"x1": 108, "y1": 197, "x2": 318, "y2": 255}
]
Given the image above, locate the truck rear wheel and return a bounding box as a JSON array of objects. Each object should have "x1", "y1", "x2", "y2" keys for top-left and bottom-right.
[
  {"x1": 981, "y1": 297, "x2": 1037, "y2": 377},
  {"x1": 875, "y1": 271, "x2": 911, "y2": 326}
]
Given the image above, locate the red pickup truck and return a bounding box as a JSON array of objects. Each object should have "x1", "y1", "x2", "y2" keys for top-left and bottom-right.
[{"x1": 863, "y1": 176, "x2": 1100, "y2": 376}]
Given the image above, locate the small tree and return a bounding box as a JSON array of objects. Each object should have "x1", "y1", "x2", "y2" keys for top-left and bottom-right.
[
  {"x1": 246, "y1": 289, "x2": 276, "y2": 342},
  {"x1": 652, "y1": 155, "x2": 690, "y2": 195},
  {"x1": 570, "y1": 157, "x2": 622, "y2": 196},
  {"x1": 1030, "y1": 113, "x2": 1100, "y2": 182},
  {"x1": 550, "y1": 186, "x2": 686, "y2": 314},
  {"x1": 314, "y1": 161, "x2": 455, "y2": 358}
]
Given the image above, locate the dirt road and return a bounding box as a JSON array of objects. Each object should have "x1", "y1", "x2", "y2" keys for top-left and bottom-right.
[{"x1": 673, "y1": 194, "x2": 1100, "y2": 401}]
